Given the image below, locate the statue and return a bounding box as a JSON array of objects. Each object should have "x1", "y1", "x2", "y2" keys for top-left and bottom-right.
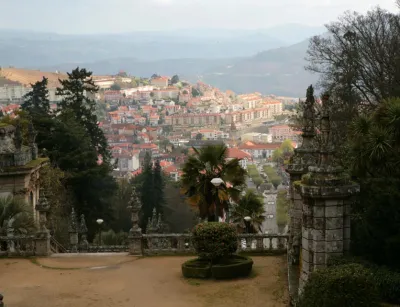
[{"x1": 127, "y1": 187, "x2": 142, "y2": 234}]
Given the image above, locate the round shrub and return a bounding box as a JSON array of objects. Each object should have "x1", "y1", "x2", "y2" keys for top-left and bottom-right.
[
  {"x1": 297, "y1": 264, "x2": 380, "y2": 307},
  {"x1": 192, "y1": 222, "x2": 237, "y2": 262}
]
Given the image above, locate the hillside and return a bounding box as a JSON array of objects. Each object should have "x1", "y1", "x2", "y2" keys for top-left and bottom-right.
[
  {"x1": 0, "y1": 67, "x2": 68, "y2": 87},
  {"x1": 200, "y1": 39, "x2": 318, "y2": 96}
]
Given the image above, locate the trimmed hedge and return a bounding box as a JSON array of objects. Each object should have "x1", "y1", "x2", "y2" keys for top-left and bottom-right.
[
  {"x1": 192, "y1": 222, "x2": 237, "y2": 261},
  {"x1": 182, "y1": 259, "x2": 211, "y2": 279},
  {"x1": 211, "y1": 255, "x2": 253, "y2": 279},
  {"x1": 297, "y1": 263, "x2": 380, "y2": 307},
  {"x1": 328, "y1": 256, "x2": 400, "y2": 305}
]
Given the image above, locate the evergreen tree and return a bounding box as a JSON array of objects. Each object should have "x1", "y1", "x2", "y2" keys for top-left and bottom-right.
[
  {"x1": 56, "y1": 67, "x2": 111, "y2": 164},
  {"x1": 171, "y1": 75, "x2": 179, "y2": 84},
  {"x1": 21, "y1": 77, "x2": 54, "y2": 151},
  {"x1": 153, "y1": 159, "x2": 165, "y2": 215}
]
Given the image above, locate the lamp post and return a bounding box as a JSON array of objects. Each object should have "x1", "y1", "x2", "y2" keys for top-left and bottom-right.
[
  {"x1": 244, "y1": 216, "x2": 252, "y2": 233},
  {"x1": 96, "y1": 219, "x2": 104, "y2": 246},
  {"x1": 211, "y1": 178, "x2": 224, "y2": 222}
]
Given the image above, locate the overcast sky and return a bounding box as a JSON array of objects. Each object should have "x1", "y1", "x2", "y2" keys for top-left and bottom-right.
[{"x1": 1, "y1": 0, "x2": 398, "y2": 34}]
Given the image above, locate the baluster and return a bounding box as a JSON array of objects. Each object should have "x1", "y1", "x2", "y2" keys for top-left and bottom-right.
[
  {"x1": 269, "y1": 237, "x2": 273, "y2": 250},
  {"x1": 256, "y1": 238, "x2": 263, "y2": 251},
  {"x1": 177, "y1": 236, "x2": 185, "y2": 251}
]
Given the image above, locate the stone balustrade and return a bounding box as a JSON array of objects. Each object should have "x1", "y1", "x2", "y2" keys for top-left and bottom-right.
[
  {"x1": 140, "y1": 233, "x2": 288, "y2": 256},
  {"x1": 87, "y1": 245, "x2": 129, "y2": 253},
  {"x1": 0, "y1": 235, "x2": 36, "y2": 257}
]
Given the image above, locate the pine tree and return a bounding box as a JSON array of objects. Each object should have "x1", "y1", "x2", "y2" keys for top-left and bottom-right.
[
  {"x1": 56, "y1": 67, "x2": 111, "y2": 165},
  {"x1": 139, "y1": 152, "x2": 154, "y2": 231},
  {"x1": 21, "y1": 77, "x2": 54, "y2": 151},
  {"x1": 153, "y1": 159, "x2": 165, "y2": 215}
]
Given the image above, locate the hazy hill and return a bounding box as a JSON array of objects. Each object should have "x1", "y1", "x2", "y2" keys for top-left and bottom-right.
[{"x1": 200, "y1": 38, "x2": 318, "y2": 96}]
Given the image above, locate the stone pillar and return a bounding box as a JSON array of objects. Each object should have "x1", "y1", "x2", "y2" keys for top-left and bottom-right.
[
  {"x1": 296, "y1": 94, "x2": 359, "y2": 292},
  {"x1": 68, "y1": 208, "x2": 79, "y2": 253},
  {"x1": 285, "y1": 85, "x2": 317, "y2": 265},
  {"x1": 79, "y1": 214, "x2": 89, "y2": 252},
  {"x1": 128, "y1": 188, "x2": 143, "y2": 255},
  {"x1": 34, "y1": 191, "x2": 51, "y2": 256}
]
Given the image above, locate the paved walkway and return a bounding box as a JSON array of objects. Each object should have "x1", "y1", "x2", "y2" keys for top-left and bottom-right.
[{"x1": 0, "y1": 255, "x2": 288, "y2": 307}]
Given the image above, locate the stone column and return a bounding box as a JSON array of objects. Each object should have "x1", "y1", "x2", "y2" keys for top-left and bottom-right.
[
  {"x1": 68, "y1": 208, "x2": 79, "y2": 253},
  {"x1": 28, "y1": 120, "x2": 38, "y2": 160},
  {"x1": 128, "y1": 188, "x2": 143, "y2": 255},
  {"x1": 285, "y1": 85, "x2": 317, "y2": 265},
  {"x1": 79, "y1": 214, "x2": 89, "y2": 252},
  {"x1": 296, "y1": 94, "x2": 359, "y2": 292},
  {"x1": 34, "y1": 191, "x2": 51, "y2": 256}
]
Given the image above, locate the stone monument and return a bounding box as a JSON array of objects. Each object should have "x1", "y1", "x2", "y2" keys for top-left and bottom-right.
[
  {"x1": 128, "y1": 187, "x2": 143, "y2": 255},
  {"x1": 34, "y1": 189, "x2": 51, "y2": 256},
  {"x1": 286, "y1": 85, "x2": 317, "y2": 265},
  {"x1": 295, "y1": 94, "x2": 359, "y2": 291},
  {"x1": 68, "y1": 208, "x2": 79, "y2": 253}
]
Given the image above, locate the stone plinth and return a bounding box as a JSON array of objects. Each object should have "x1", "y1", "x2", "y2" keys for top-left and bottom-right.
[
  {"x1": 129, "y1": 230, "x2": 143, "y2": 256},
  {"x1": 35, "y1": 231, "x2": 51, "y2": 256},
  {"x1": 295, "y1": 167, "x2": 359, "y2": 291}
]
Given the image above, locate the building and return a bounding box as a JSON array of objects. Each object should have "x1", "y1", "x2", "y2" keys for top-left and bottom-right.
[
  {"x1": 151, "y1": 77, "x2": 169, "y2": 88},
  {"x1": 111, "y1": 147, "x2": 140, "y2": 172},
  {"x1": 269, "y1": 125, "x2": 300, "y2": 141},
  {"x1": 152, "y1": 87, "x2": 179, "y2": 100},
  {"x1": 0, "y1": 124, "x2": 48, "y2": 225},
  {"x1": 226, "y1": 148, "x2": 252, "y2": 169},
  {"x1": 149, "y1": 115, "x2": 160, "y2": 126},
  {"x1": 104, "y1": 90, "x2": 122, "y2": 102},
  {"x1": 165, "y1": 113, "x2": 221, "y2": 128},
  {"x1": 190, "y1": 129, "x2": 229, "y2": 140},
  {"x1": 239, "y1": 142, "x2": 282, "y2": 159}
]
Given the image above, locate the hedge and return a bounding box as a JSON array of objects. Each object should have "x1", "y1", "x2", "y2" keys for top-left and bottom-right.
[
  {"x1": 328, "y1": 256, "x2": 400, "y2": 305},
  {"x1": 297, "y1": 263, "x2": 380, "y2": 307},
  {"x1": 211, "y1": 255, "x2": 253, "y2": 279},
  {"x1": 181, "y1": 259, "x2": 211, "y2": 279}
]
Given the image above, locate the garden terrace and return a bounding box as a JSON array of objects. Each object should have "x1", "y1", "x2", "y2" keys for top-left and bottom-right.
[{"x1": 0, "y1": 255, "x2": 289, "y2": 307}]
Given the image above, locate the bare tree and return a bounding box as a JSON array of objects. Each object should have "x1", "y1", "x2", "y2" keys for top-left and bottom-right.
[{"x1": 307, "y1": 8, "x2": 400, "y2": 107}]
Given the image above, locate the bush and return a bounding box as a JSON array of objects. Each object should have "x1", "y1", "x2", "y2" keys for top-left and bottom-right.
[
  {"x1": 182, "y1": 259, "x2": 211, "y2": 279},
  {"x1": 328, "y1": 256, "x2": 400, "y2": 304},
  {"x1": 192, "y1": 222, "x2": 237, "y2": 262},
  {"x1": 297, "y1": 264, "x2": 379, "y2": 307},
  {"x1": 211, "y1": 255, "x2": 253, "y2": 279}
]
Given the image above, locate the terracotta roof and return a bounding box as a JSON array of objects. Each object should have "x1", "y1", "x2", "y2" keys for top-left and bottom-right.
[{"x1": 226, "y1": 148, "x2": 252, "y2": 160}]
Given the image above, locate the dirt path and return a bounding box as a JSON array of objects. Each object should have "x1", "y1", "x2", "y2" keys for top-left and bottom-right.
[{"x1": 0, "y1": 255, "x2": 288, "y2": 307}]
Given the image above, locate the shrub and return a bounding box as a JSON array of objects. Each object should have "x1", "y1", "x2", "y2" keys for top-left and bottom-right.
[
  {"x1": 211, "y1": 255, "x2": 253, "y2": 279},
  {"x1": 181, "y1": 259, "x2": 211, "y2": 279},
  {"x1": 328, "y1": 256, "x2": 400, "y2": 304},
  {"x1": 192, "y1": 222, "x2": 237, "y2": 262},
  {"x1": 297, "y1": 263, "x2": 379, "y2": 307}
]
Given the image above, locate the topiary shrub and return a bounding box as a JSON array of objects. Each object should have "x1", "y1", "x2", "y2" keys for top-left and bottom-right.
[
  {"x1": 297, "y1": 264, "x2": 380, "y2": 307},
  {"x1": 328, "y1": 256, "x2": 400, "y2": 305},
  {"x1": 211, "y1": 255, "x2": 253, "y2": 279},
  {"x1": 192, "y1": 222, "x2": 237, "y2": 263},
  {"x1": 181, "y1": 258, "x2": 211, "y2": 279}
]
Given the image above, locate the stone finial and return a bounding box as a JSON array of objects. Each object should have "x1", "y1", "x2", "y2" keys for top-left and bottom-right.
[
  {"x1": 28, "y1": 120, "x2": 37, "y2": 145},
  {"x1": 14, "y1": 121, "x2": 22, "y2": 150},
  {"x1": 68, "y1": 207, "x2": 78, "y2": 233},
  {"x1": 127, "y1": 187, "x2": 142, "y2": 234},
  {"x1": 318, "y1": 93, "x2": 333, "y2": 168},
  {"x1": 79, "y1": 214, "x2": 88, "y2": 234}
]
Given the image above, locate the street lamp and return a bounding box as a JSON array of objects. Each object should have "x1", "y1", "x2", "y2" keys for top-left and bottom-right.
[
  {"x1": 96, "y1": 219, "x2": 104, "y2": 246},
  {"x1": 244, "y1": 216, "x2": 252, "y2": 233},
  {"x1": 211, "y1": 178, "x2": 225, "y2": 222}
]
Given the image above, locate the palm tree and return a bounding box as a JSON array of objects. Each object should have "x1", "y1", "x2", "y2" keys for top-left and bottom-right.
[
  {"x1": 230, "y1": 189, "x2": 265, "y2": 233},
  {"x1": 181, "y1": 145, "x2": 247, "y2": 221},
  {"x1": 0, "y1": 196, "x2": 36, "y2": 236}
]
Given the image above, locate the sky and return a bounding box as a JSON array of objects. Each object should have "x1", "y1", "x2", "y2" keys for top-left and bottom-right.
[{"x1": 0, "y1": 0, "x2": 398, "y2": 34}]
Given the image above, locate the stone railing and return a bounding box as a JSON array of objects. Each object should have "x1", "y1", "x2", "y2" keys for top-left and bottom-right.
[
  {"x1": 86, "y1": 245, "x2": 129, "y2": 253},
  {"x1": 0, "y1": 235, "x2": 36, "y2": 257},
  {"x1": 142, "y1": 234, "x2": 194, "y2": 255},
  {"x1": 237, "y1": 234, "x2": 288, "y2": 254},
  {"x1": 139, "y1": 233, "x2": 288, "y2": 256}
]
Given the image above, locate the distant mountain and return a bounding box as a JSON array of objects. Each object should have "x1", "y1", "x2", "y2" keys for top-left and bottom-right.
[
  {"x1": 200, "y1": 39, "x2": 318, "y2": 97},
  {"x1": 0, "y1": 25, "x2": 325, "y2": 96}
]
